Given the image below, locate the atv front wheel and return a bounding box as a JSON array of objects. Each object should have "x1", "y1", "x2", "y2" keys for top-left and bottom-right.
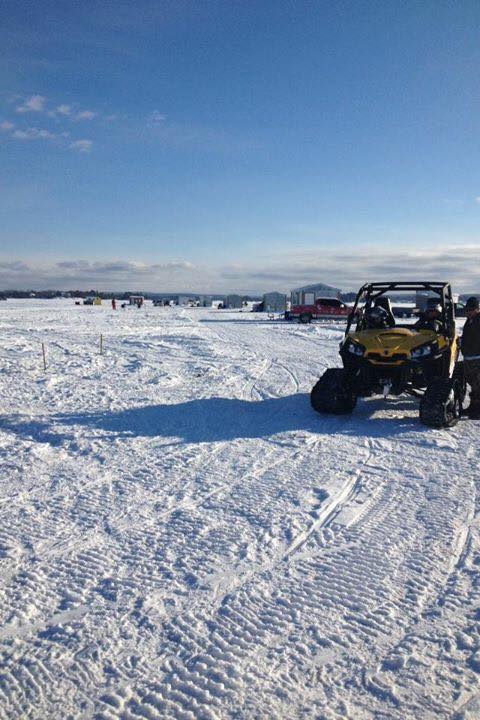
[
  {"x1": 452, "y1": 361, "x2": 467, "y2": 403},
  {"x1": 299, "y1": 313, "x2": 312, "y2": 324},
  {"x1": 311, "y1": 368, "x2": 357, "y2": 415},
  {"x1": 419, "y1": 378, "x2": 462, "y2": 428}
]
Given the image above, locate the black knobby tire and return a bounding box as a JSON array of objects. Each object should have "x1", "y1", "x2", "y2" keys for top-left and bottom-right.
[
  {"x1": 419, "y1": 377, "x2": 462, "y2": 428},
  {"x1": 452, "y1": 361, "x2": 467, "y2": 403},
  {"x1": 299, "y1": 313, "x2": 312, "y2": 324},
  {"x1": 311, "y1": 368, "x2": 357, "y2": 415}
]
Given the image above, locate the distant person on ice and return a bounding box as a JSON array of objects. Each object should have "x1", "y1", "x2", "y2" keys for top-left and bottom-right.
[
  {"x1": 461, "y1": 296, "x2": 480, "y2": 419},
  {"x1": 111, "y1": 298, "x2": 116, "y2": 310}
]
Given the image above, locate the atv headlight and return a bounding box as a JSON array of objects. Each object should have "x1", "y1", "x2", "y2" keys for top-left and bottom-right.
[
  {"x1": 411, "y1": 342, "x2": 437, "y2": 360},
  {"x1": 345, "y1": 339, "x2": 365, "y2": 356}
]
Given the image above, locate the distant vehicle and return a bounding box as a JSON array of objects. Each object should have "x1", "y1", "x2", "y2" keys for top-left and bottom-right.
[
  {"x1": 83, "y1": 296, "x2": 102, "y2": 305},
  {"x1": 391, "y1": 305, "x2": 417, "y2": 319},
  {"x1": 289, "y1": 297, "x2": 352, "y2": 323}
]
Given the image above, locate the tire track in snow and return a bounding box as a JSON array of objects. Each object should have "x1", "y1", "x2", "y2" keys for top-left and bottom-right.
[
  {"x1": 283, "y1": 466, "x2": 366, "y2": 559},
  {"x1": 109, "y1": 428, "x2": 476, "y2": 720},
  {"x1": 1, "y1": 304, "x2": 478, "y2": 720}
]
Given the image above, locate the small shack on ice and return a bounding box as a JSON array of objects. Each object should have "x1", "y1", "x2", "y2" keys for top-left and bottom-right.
[
  {"x1": 224, "y1": 294, "x2": 243, "y2": 309},
  {"x1": 290, "y1": 282, "x2": 341, "y2": 306},
  {"x1": 263, "y1": 292, "x2": 287, "y2": 313}
]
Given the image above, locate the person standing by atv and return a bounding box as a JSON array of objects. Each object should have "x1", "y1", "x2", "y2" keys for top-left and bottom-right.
[{"x1": 461, "y1": 296, "x2": 480, "y2": 419}]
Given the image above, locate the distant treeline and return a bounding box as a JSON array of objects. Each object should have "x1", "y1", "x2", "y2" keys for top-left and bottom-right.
[
  {"x1": 0, "y1": 290, "x2": 259, "y2": 301},
  {"x1": 0, "y1": 290, "x2": 137, "y2": 299},
  {"x1": 0, "y1": 290, "x2": 477, "y2": 302}
]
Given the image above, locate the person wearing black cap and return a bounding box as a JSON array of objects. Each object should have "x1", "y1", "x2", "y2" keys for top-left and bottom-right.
[{"x1": 461, "y1": 296, "x2": 480, "y2": 418}]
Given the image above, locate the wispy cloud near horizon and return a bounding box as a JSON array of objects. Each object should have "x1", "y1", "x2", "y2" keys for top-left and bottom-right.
[
  {"x1": 0, "y1": 246, "x2": 479, "y2": 293},
  {"x1": 0, "y1": 259, "x2": 197, "y2": 291}
]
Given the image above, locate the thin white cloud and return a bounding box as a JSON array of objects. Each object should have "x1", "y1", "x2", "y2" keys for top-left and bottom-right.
[
  {"x1": 56, "y1": 104, "x2": 71, "y2": 116},
  {"x1": 12, "y1": 127, "x2": 55, "y2": 140},
  {"x1": 0, "y1": 121, "x2": 14, "y2": 131},
  {"x1": 16, "y1": 95, "x2": 46, "y2": 113},
  {"x1": 147, "y1": 110, "x2": 167, "y2": 126},
  {"x1": 475, "y1": 197, "x2": 480, "y2": 205},
  {"x1": 76, "y1": 110, "x2": 96, "y2": 120},
  {"x1": 69, "y1": 139, "x2": 92, "y2": 153}
]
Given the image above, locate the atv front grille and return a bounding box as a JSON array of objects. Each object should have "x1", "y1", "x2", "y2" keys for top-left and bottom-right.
[{"x1": 366, "y1": 352, "x2": 408, "y2": 364}]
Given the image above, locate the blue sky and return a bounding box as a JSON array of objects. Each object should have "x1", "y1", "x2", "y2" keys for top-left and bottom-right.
[{"x1": 1, "y1": 0, "x2": 480, "y2": 292}]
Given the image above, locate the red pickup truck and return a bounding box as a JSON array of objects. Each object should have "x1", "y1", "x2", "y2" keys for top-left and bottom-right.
[{"x1": 289, "y1": 297, "x2": 352, "y2": 323}]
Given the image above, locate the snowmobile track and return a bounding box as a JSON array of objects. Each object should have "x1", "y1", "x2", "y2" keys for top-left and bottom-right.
[{"x1": 0, "y1": 303, "x2": 479, "y2": 720}]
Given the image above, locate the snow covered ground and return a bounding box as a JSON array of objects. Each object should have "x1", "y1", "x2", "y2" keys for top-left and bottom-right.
[{"x1": 0, "y1": 299, "x2": 479, "y2": 720}]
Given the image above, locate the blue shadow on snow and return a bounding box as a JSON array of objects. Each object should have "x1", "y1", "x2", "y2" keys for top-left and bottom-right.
[{"x1": 1, "y1": 394, "x2": 428, "y2": 445}]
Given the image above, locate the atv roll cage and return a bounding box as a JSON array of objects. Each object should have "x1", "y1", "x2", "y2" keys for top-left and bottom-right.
[{"x1": 345, "y1": 282, "x2": 456, "y2": 337}]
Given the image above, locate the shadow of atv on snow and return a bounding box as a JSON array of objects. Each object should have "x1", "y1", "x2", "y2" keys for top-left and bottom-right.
[{"x1": 1, "y1": 394, "x2": 433, "y2": 446}]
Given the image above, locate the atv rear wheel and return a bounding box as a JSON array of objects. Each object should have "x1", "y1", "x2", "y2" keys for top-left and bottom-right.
[
  {"x1": 311, "y1": 368, "x2": 357, "y2": 415},
  {"x1": 452, "y1": 361, "x2": 467, "y2": 403},
  {"x1": 419, "y1": 378, "x2": 462, "y2": 428}
]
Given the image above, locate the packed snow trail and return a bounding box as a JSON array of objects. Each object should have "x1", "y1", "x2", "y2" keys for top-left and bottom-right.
[{"x1": 0, "y1": 300, "x2": 479, "y2": 719}]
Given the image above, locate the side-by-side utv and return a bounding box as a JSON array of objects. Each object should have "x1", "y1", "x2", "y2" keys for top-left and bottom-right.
[{"x1": 310, "y1": 282, "x2": 465, "y2": 428}]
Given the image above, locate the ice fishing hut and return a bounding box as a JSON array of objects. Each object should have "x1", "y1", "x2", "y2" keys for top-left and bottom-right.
[
  {"x1": 224, "y1": 294, "x2": 243, "y2": 309},
  {"x1": 290, "y1": 282, "x2": 341, "y2": 305},
  {"x1": 129, "y1": 295, "x2": 144, "y2": 307},
  {"x1": 263, "y1": 292, "x2": 287, "y2": 313}
]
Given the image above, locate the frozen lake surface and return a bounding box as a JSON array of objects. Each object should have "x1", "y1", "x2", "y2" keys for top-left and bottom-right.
[{"x1": 0, "y1": 299, "x2": 479, "y2": 719}]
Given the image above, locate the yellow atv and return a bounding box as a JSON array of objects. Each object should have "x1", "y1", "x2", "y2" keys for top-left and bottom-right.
[{"x1": 310, "y1": 282, "x2": 465, "y2": 428}]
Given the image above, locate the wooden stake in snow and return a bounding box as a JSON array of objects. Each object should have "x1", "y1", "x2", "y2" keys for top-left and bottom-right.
[
  {"x1": 100, "y1": 333, "x2": 103, "y2": 355},
  {"x1": 42, "y1": 343, "x2": 47, "y2": 371}
]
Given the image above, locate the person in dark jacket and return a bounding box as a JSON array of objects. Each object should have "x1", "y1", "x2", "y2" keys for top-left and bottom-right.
[
  {"x1": 364, "y1": 305, "x2": 390, "y2": 329},
  {"x1": 415, "y1": 302, "x2": 443, "y2": 333},
  {"x1": 461, "y1": 296, "x2": 480, "y2": 418}
]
